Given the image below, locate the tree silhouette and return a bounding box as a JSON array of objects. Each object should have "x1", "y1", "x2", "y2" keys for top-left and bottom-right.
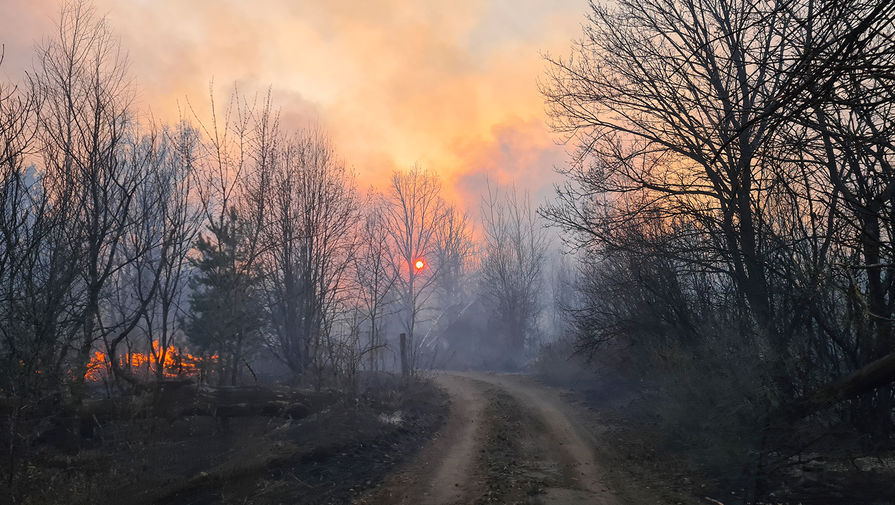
[{"x1": 186, "y1": 207, "x2": 263, "y2": 386}]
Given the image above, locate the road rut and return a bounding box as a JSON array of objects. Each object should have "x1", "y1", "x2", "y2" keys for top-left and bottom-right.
[{"x1": 358, "y1": 372, "x2": 620, "y2": 505}]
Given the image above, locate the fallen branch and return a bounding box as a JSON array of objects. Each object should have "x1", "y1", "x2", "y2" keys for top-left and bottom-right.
[{"x1": 779, "y1": 351, "x2": 895, "y2": 421}]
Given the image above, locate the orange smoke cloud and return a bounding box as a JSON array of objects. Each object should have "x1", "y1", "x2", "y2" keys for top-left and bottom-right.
[{"x1": 1, "y1": 0, "x2": 584, "y2": 207}]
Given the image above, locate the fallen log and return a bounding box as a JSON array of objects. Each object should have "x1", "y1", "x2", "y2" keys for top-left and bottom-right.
[{"x1": 779, "y1": 351, "x2": 895, "y2": 422}]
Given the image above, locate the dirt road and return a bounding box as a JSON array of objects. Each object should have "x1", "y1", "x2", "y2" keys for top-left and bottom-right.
[{"x1": 357, "y1": 372, "x2": 621, "y2": 505}]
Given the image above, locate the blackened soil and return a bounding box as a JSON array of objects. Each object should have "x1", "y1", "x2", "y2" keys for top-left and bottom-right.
[
  {"x1": 8, "y1": 378, "x2": 447, "y2": 505},
  {"x1": 161, "y1": 380, "x2": 449, "y2": 505}
]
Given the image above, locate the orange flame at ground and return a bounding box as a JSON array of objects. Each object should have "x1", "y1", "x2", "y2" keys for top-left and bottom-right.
[{"x1": 85, "y1": 342, "x2": 217, "y2": 382}]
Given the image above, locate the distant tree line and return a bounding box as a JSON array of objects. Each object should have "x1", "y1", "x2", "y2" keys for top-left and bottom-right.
[{"x1": 543, "y1": 0, "x2": 895, "y2": 497}]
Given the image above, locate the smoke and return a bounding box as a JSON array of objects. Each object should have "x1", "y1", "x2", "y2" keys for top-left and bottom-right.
[{"x1": 1, "y1": 0, "x2": 584, "y2": 208}]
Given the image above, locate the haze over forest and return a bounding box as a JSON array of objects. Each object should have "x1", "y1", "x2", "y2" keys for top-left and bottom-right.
[{"x1": 1, "y1": 1, "x2": 895, "y2": 504}]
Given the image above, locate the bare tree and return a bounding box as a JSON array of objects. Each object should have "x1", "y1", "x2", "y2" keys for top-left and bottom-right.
[
  {"x1": 382, "y1": 166, "x2": 446, "y2": 373},
  {"x1": 0, "y1": 46, "x2": 57, "y2": 493},
  {"x1": 480, "y1": 181, "x2": 548, "y2": 364},
  {"x1": 542, "y1": 0, "x2": 895, "y2": 496},
  {"x1": 119, "y1": 123, "x2": 203, "y2": 382},
  {"x1": 148, "y1": 124, "x2": 201, "y2": 380},
  {"x1": 33, "y1": 0, "x2": 144, "y2": 399},
  {"x1": 543, "y1": 0, "x2": 797, "y2": 340},
  {"x1": 252, "y1": 123, "x2": 360, "y2": 381},
  {"x1": 433, "y1": 205, "x2": 475, "y2": 310},
  {"x1": 785, "y1": 0, "x2": 895, "y2": 430},
  {"x1": 354, "y1": 194, "x2": 398, "y2": 371},
  {"x1": 97, "y1": 130, "x2": 168, "y2": 387}
]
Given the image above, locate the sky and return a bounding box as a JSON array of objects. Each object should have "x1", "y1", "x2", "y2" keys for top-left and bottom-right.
[{"x1": 0, "y1": 0, "x2": 585, "y2": 209}]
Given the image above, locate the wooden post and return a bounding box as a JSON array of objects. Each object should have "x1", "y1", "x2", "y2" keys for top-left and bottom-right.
[{"x1": 399, "y1": 333, "x2": 408, "y2": 379}]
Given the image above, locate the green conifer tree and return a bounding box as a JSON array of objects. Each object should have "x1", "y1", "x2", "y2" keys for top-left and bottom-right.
[{"x1": 185, "y1": 207, "x2": 263, "y2": 385}]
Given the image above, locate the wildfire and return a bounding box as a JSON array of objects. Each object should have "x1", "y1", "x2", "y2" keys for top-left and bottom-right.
[{"x1": 84, "y1": 342, "x2": 217, "y2": 382}]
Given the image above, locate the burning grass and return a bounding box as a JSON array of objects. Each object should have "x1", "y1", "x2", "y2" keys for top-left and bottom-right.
[{"x1": 84, "y1": 341, "x2": 219, "y2": 383}]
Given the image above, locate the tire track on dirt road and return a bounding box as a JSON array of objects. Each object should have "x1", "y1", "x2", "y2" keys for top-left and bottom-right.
[
  {"x1": 356, "y1": 373, "x2": 489, "y2": 505},
  {"x1": 357, "y1": 371, "x2": 621, "y2": 505},
  {"x1": 468, "y1": 372, "x2": 620, "y2": 505}
]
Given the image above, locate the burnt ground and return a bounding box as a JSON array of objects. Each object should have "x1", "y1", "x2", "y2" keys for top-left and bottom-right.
[
  {"x1": 535, "y1": 370, "x2": 895, "y2": 505},
  {"x1": 11, "y1": 369, "x2": 893, "y2": 505},
  {"x1": 550, "y1": 387, "x2": 713, "y2": 505},
  {"x1": 6, "y1": 378, "x2": 448, "y2": 505}
]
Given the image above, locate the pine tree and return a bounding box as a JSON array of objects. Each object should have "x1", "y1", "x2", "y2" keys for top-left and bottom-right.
[{"x1": 185, "y1": 207, "x2": 263, "y2": 385}]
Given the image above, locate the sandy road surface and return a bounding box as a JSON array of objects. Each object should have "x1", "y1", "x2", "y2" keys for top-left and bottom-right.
[
  {"x1": 357, "y1": 372, "x2": 620, "y2": 505},
  {"x1": 356, "y1": 373, "x2": 489, "y2": 505}
]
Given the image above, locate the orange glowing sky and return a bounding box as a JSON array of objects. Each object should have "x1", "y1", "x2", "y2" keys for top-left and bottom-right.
[{"x1": 1, "y1": 0, "x2": 583, "y2": 208}]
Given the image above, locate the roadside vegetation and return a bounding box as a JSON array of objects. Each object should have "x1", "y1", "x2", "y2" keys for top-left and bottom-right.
[{"x1": 537, "y1": 0, "x2": 895, "y2": 501}]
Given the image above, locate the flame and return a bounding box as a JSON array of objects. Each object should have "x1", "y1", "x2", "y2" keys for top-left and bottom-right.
[
  {"x1": 84, "y1": 342, "x2": 218, "y2": 382},
  {"x1": 85, "y1": 351, "x2": 109, "y2": 382}
]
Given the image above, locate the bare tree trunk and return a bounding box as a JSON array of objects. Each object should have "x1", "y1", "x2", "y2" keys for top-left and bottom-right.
[{"x1": 400, "y1": 333, "x2": 408, "y2": 380}]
